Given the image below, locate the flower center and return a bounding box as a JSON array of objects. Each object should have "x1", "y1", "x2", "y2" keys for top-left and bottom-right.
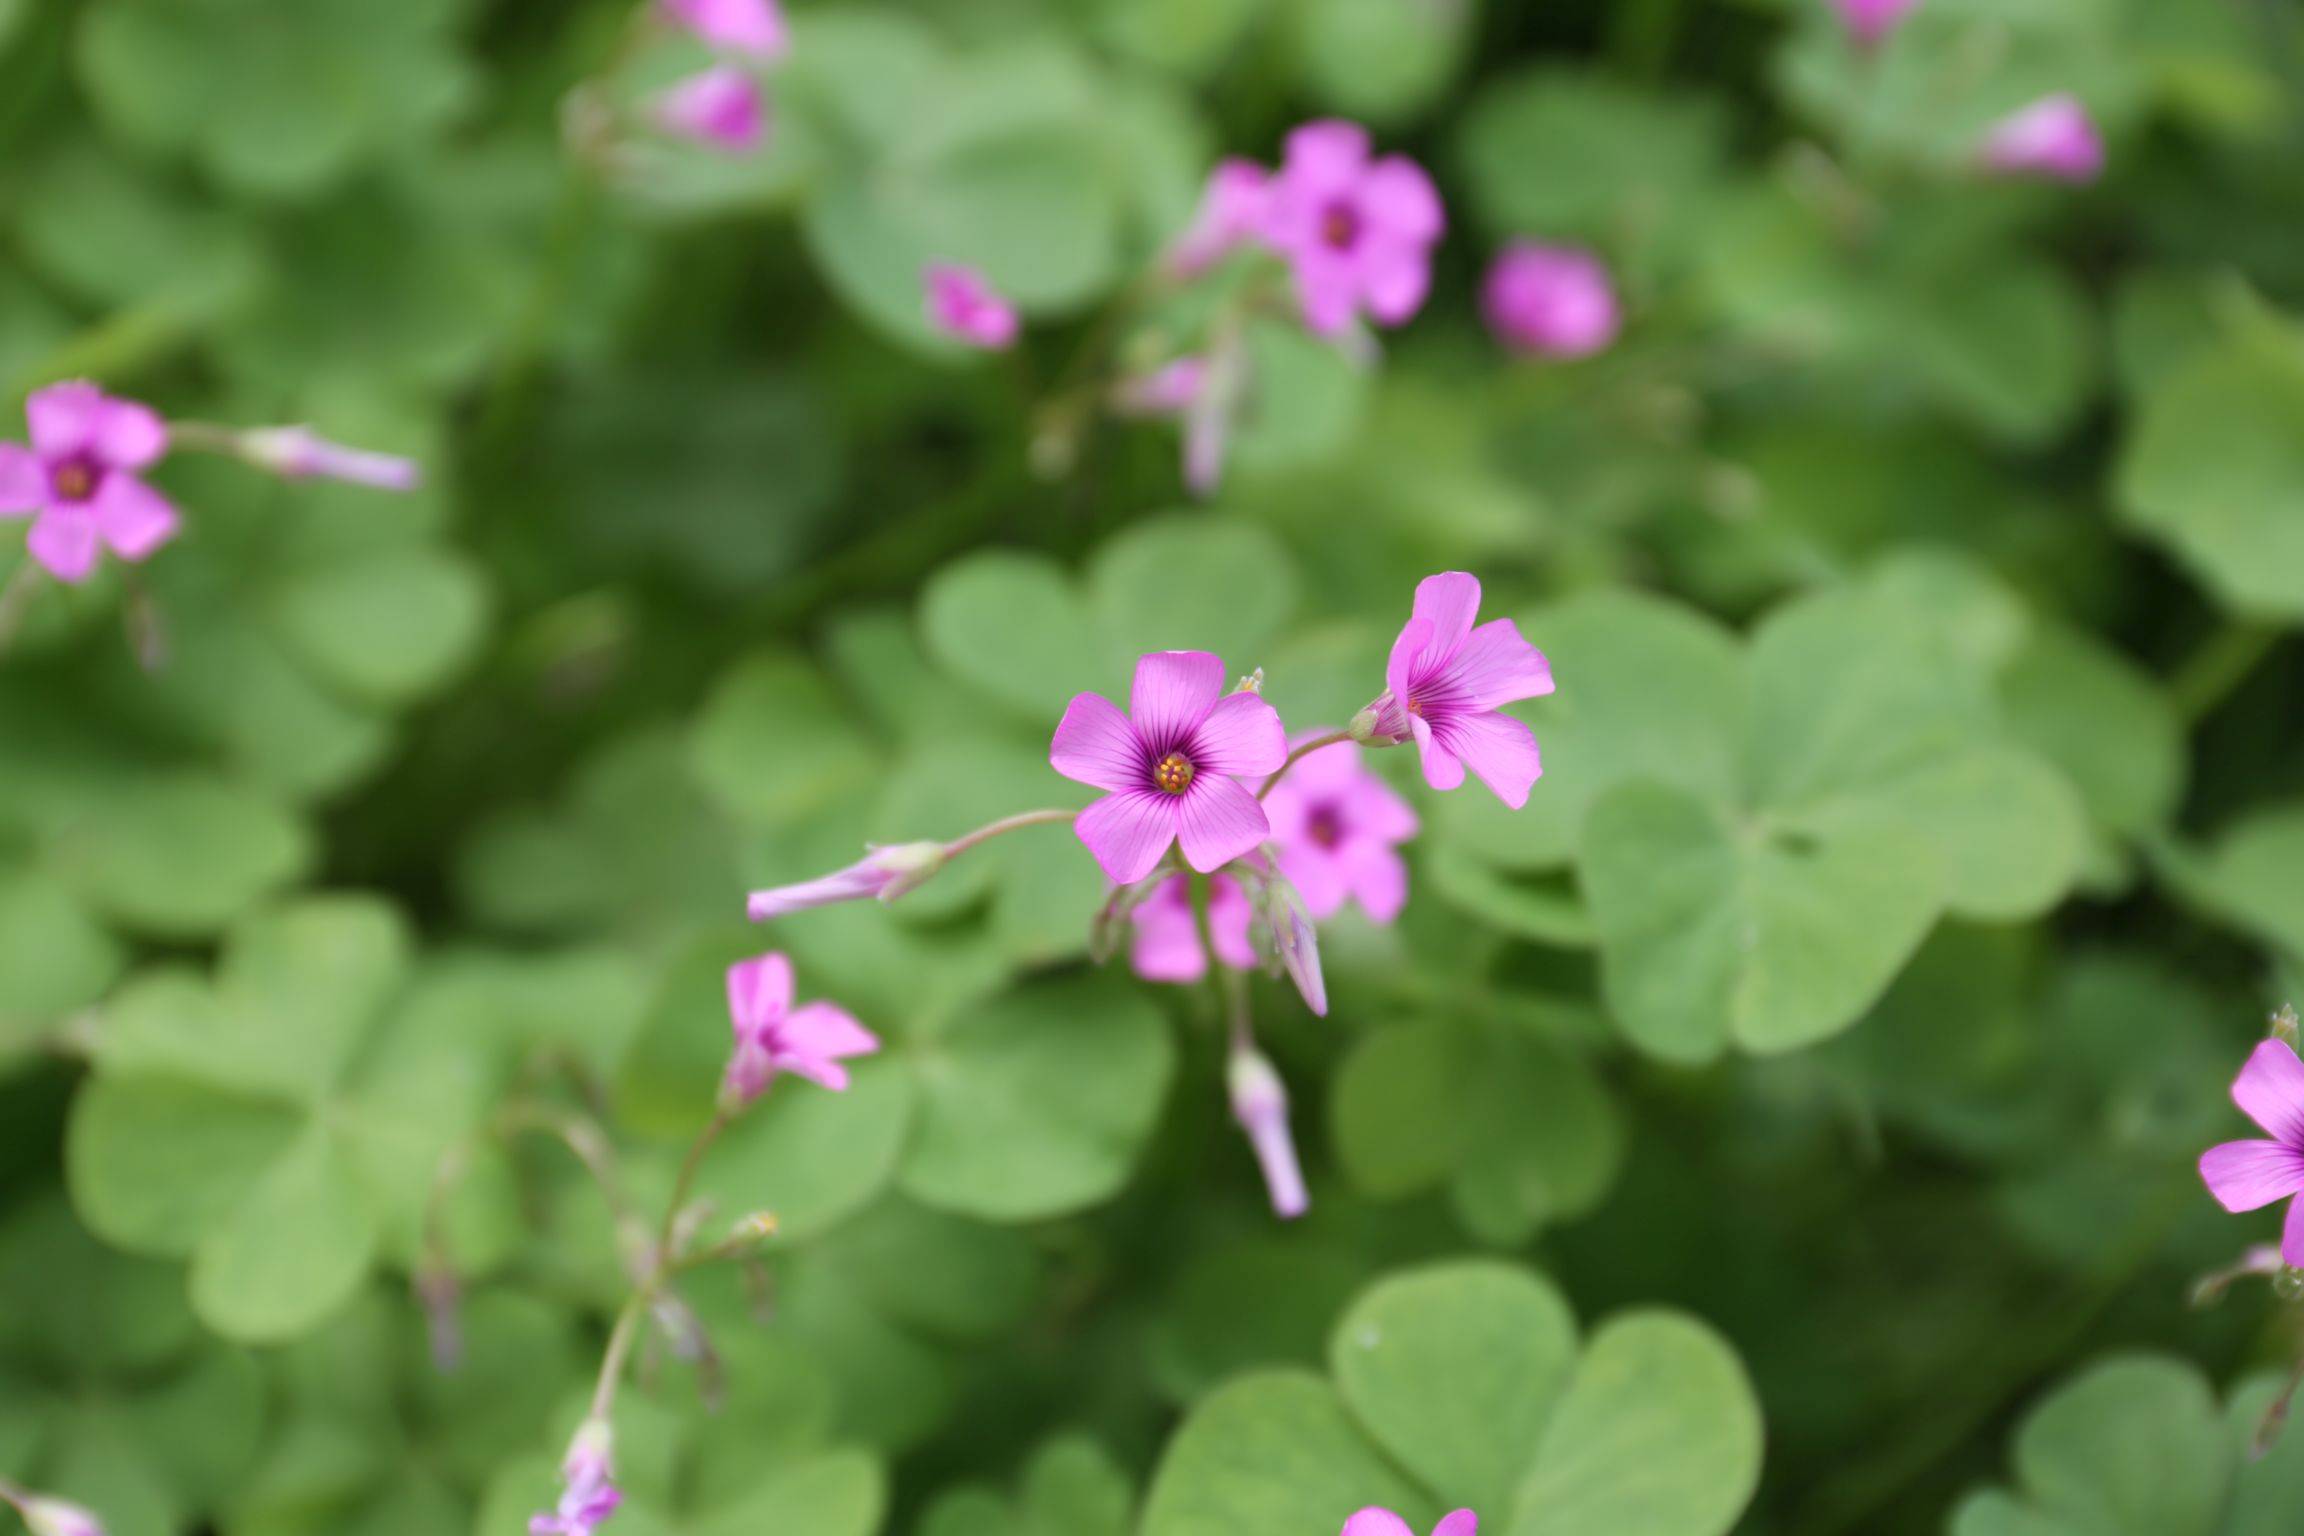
[
  {"x1": 1308, "y1": 805, "x2": 1344, "y2": 849},
  {"x1": 1154, "y1": 752, "x2": 1195, "y2": 794},
  {"x1": 1405, "y1": 694, "x2": 1424, "y2": 717},
  {"x1": 1320, "y1": 201, "x2": 1361, "y2": 250},
  {"x1": 50, "y1": 458, "x2": 98, "y2": 503}
]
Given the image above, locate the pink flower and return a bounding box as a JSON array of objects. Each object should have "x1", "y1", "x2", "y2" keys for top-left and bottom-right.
[
  {"x1": 721, "y1": 952, "x2": 879, "y2": 1105},
  {"x1": 1263, "y1": 738, "x2": 1418, "y2": 923},
  {"x1": 1481, "y1": 243, "x2": 1620, "y2": 359},
  {"x1": 1128, "y1": 873, "x2": 1256, "y2": 983},
  {"x1": 1261, "y1": 120, "x2": 1444, "y2": 336},
  {"x1": 531, "y1": 1417, "x2": 621, "y2": 1536},
  {"x1": 661, "y1": 0, "x2": 787, "y2": 59},
  {"x1": 1372, "y1": 573, "x2": 1553, "y2": 808},
  {"x1": 2200, "y1": 1038, "x2": 2304, "y2": 1266},
  {"x1": 924, "y1": 264, "x2": 1020, "y2": 350},
  {"x1": 1979, "y1": 94, "x2": 2104, "y2": 183},
  {"x1": 1050, "y1": 650, "x2": 1288, "y2": 885},
  {"x1": 747, "y1": 842, "x2": 945, "y2": 921},
  {"x1": 0, "y1": 382, "x2": 177, "y2": 585},
  {"x1": 242, "y1": 427, "x2": 420, "y2": 491},
  {"x1": 1833, "y1": 0, "x2": 1919, "y2": 46},
  {"x1": 1167, "y1": 159, "x2": 1272, "y2": 277},
  {"x1": 1341, "y1": 1512, "x2": 1477, "y2": 1536},
  {"x1": 1230, "y1": 1043, "x2": 1307, "y2": 1220},
  {"x1": 656, "y1": 66, "x2": 766, "y2": 152},
  {"x1": 1111, "y1": 357, "x2": 1208, "y2": 418}
]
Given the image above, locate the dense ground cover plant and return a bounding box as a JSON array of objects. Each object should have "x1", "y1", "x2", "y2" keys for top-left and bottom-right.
[{"x1": 3, "y1": 0, "x2": 2304, "y2": 1533}]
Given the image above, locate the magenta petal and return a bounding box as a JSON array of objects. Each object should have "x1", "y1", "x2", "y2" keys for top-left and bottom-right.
[
  {"x1": 657, "y1": 65, "x2": 764, "y2": 152},
  {"x1": 25, "y1": 381, "x2": 103, "y2": 458},
  {"x1": 2201, "y1": 1140, "x2": 2304, "y2": 1212},
  {"x1": 26, "y1": 509, "x2": 100, "y2": 584},
  {"x1": 1352, "y1": 773, "x2": 1420, "y2": 842},
  {"x1": 726, "y1": 952, "x2": 793, "y2": 1030},
  {"x1": 2284, "y1": 1194, "x2": 2304, "y2": 1270},
  {"x1": 1130, "y1": 650, "x2": 1226, "y2": 746},
  {"x1": 1075, "y1": 789, "x2": 1178, "y2": 885},
  {"x1": 92, "y1": 396, "x2": 167, "y2": 470},
  {"x1": 778, "y1": 1000, "x2": 878, "y2": 1063},
  {"x1": 1189, "y1": 691, "x2": 1288, "y2": 776},
  {"x1": 1051, "y1": 692, "x2": 1144, "y2": 791},
  {"x1": 1280, "y1": 842, "x2": 1348, "y2": 921},
  {"x1": 662, "y1": 0, "x2": 787, "y2": 58},
  {"x1": 1360, "y1": 240, "x2": 1432, "y2": 327},
  {"x1": 1433, "y1": 1513, "x2": 1479, "y2": 1536},
  {"x1": 1293, "y1": 256, "x2": 1360, "y2": 337},
  {"x1": 1130, "y1": 885, "x2": 1210, "y2": 982},
  {"x1": 1411, "y1": 571, "x2": 1483, "y2": 657},
  {"x1": 1362, "y1": 156, "x2": 1444, "y2": 243},
  {"x1": 1343, "y1": 842, "x2": 1409, "y2": 924},
  {"x1": 1283, "y1": 119, "x2": 1371, "y2": 195},
  {"x1": 1340, "y1": 1511, "x2": 1416, "y2": 1536},
  {"x1": 1448, "y1": 617, "x2": 1555, "y2": 710},
  {"x1": 1175, "y1": 775, "x2": 1269, "y2": 872},
  {"x1": 2233, "y1": 1038, "x2": 2304, "y2": 1144},
  {"x1": 90, "y1": 474, "x2": 179, "y2": 560},
  {"x1": 0, "y1": 444, "x2": 47, "y2": 515},
  {"x1": 1441, "y1": 710, "x2": 1543, "y2": 808},
  {"x1": 775, "y1": 1053, "x2": 852, "y2": 1091},
  {"x1": 1411, "y1": 714, "x2": 1465, "y2": 791},
  {"x1": 1386, "y1": 614, "x2": 1434, "y2": 717}
]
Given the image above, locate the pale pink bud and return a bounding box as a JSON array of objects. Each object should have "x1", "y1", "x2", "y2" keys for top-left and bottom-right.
[
  {"x1": 1229, "y1": 1045, "x2": 1308, "y2": 1220},
  {"x1": 241, "y1": 427, "x2": 420, "y2": 491}
]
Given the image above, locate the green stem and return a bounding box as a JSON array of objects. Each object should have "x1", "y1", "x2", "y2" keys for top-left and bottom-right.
[
  {"x1": 0, "y1": 562, "x2": 44, "y2": 656},
  {"x1": 1257, "y1": 729, "x2": 1352, "y2": 801},
  {"x1": 583, "y1": 1103, "x2": 733, "y2": 1423},
  {"x1": 2172, "y1": 620, "x2": 2279, "y2": 724},
  {"x1": 942, "y1": 807, "x2": 1076, "y2": 859}
]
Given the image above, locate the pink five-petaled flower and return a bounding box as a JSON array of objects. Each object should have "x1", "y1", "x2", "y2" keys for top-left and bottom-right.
[
  {"x1": 1371, "y1": 573, "x2": 1553, "y2": 808},
  {"x1": 661, "y1": 0, "x2": 787, "y2": 59},
  {"x1": 531, "y1": 1417, "x2": 620, "y2": 1536},
  {"x1": 924, "y1": 264, "x2": 1020, "y2": 350},
  {"x1": 1832, "y1": 0, "x2": 1920, "y2": 47},
  {"x1": 1262, "y1": 120, "x2": 1444, "y2": 337},
  {"x1": 1482, "y1": 242, "x2": 1621, "y2": 360},
  {"x1": 721, "y1": 952, "x2": 879, "y2": 1106},
  {"x1": 242, "y1": 427, "x2": 421, "y2": 491},
  {"x1": 656, "y1": 66, "x2": 766, "y2": 152},
  {"x1": 1979, "y1": 94, "x2": 2104, "y2": 183},
  {"x1": 1167, "y1": 159, "x2": 1272, "y2": 277},
  {"x1": 2200, "y1": 1038, "x2": 2304, "y2": 1265},
  {"x1": 1342, "y1": 1511, "x2": 1477, "y2": 1536},
  {"x1": 0, "y1": 382, "x2": 176, "y2": 585},
  {"x1": 1230, "y1": 1043, "x2": 1307, "y2": 1220},
  {"x1": 1263, "y1": 738, "x2": 1418, "y2": 923},
  {"x1": 1051, "y1": 650, "x2": 1289, "y2": 885},
  {"x1": 1128, "y1": 873, "x2": 1256, "y2": 984},
  {"x1": 747, "y1": 842, "x2": 945, "y2": 921}
]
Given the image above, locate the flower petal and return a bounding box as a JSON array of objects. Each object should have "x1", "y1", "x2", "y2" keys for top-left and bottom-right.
[
  {"x1": 1362, "y1": 155, "x2": 1444, "y2": 243},
  {"x1": 1438, "y1": 710, "x2": 1543, "y2": 808},
  {"x1": 779, "y1": 1000, "x2": 879, "y2": 1063},
  {"x1": 1130, "y1": 650, "x2": 1226, "y2": 749},
  {"x1": 1445, "y1": 617, "x2": 1555, "y2": 711},
  {"x1": 1282, "y1": 119, "x2": 1372, "y2": 196},
  {"x1": 774, "y1": 1053, "x2": 852, "y2": 1092},
  {"x1": 1359, "y1": 239, "x2": 1432, "y2": 327},
  {"x1": 726, "y1": 952, "x2": 793, "y2": 1030},
  {"x1": 1411, "y1": 571, "x2": 1483, "y2": 659},
  {"x1": 0, "y1": 444, "x2": 45, "y2": 515},
  {"x1": 1074, "y1": 789, "x2": 1178, "y2": 885},
  {"x1": 2234, "y1": 1038, "x2": 2304, "y2": 1145},
  {"x1": 1278, "y1": 841, "x2": 1348, "y2": 921},
  {"x1": 1343, "y1": 842, "x2": 1409, "y2": 924},
  {"x1": 25, "y1": 381, "x2": 103, "y2": 458},
  {"x1": 1175, "y1": 774, "x2": 1269, "y2": 872},
  {"x1": 2201, "y1": 1139, "x2": 2304, "y2": 1212},
  {"x1": 1349, "y1": 771, "x2": 1420, "y2": 843},
  {"x1": 1411, "y1": 713, "x2": 1465, "y2": 791},
  {"x1": 1341, "y1": 1508, "x2": 1416, "y2": 1536},
  {"x1": 1189, "y1": 691, "x2": 1287, "y2": 777},
  {"x1": 90, "y1": 474, "x2": 179, "y2": 560},
  {"x1": 1433, "y1": 1513, "x2": 1479, "y2": 1536},
  {"x1": 1129, "y1": 880, "x2": 1210, "y2": 983},
  {"x1": 1051, "y1": 691, "x2": 1145, "y2": 791},
  {"x1": 2285, "y1": 1192, "x2": 2304, "y2": 1270},
  {"x1": 1386, "y1": 615, "x2": 1434, "y2": 718},
  {"x1": 25, "y1": 509, "x2": 100, "y2": 584},
  {"x1": 92, "y1": 396, "x2": 167, "y2": 471},
  {"x1": 1292, "y1": 254, "x2": 1361, "y2": 337}
]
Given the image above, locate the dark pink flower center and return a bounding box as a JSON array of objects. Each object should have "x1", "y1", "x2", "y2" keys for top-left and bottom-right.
[
  {"x1": 1320, "y1": 200, "x2": 1361, "y2": 250},
  {"x1": 1154, "y1": 752, "x2": 1195, "y2": 795},
  {"x1": 1307, "y1": 804, "x2": 1344, "y2": 849},
  {"x1": 50, "y1": 456, "x2": 100, "y2": 503}
]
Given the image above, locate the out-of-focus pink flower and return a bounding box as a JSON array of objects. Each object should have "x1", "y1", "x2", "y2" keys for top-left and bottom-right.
[
  {"x1": 2201, "y1": 1038, "x2": 2304, "y2": 1265},
  {"x1": 1261, "y1": 120, "x2": 1444, "y2": 336},
  {"x1": 656, "y1": 66, "x2": 766, "y2": 152},
  {"x1": 242, "y1": 427, "x2": 421, "y2": 491},
  {"x1": 661, "y1": 0, "x2": 787, "y2": 59},
  {"x1": 0, "y1": 381, "x2": 176, "y2": 585},
  {"x1": 924, "y1": 264, "x2": 1020, "y2": 350},
  {"x1": 1979, "y1": 94, "x2": 2104, "y2": 183},
  {"x1": 531, "y1": 1417, "x2": 621, "y2": 1536},
  {"x1": 1371, "y1": 573, "x2": 1553, "y2": 808},
  {"x1": 1111, "y1": 357, "x2": 1208, "y2": 418},
  {"x1": 1230, "y1": 1043, "x2": 1307, "y2": 1220},
  {"x1": 722, "y1": 952, "x2": 879, "y2": 1105},
  {"x1": 1341, "y1": 1511, "x2": 1478, "y2": 1536},
  {"x1": 747, "y1": 842, "x2": 946, "y2": 921},
  {"x1": 1167, "y1": 159, "x2": 1273, "y2": 277},
  {"x1": 1833, "y1": 0, "x2": 1919, "y2": 46},
  {"x1": 1263, "y1": 738, "x2": 1418, "y2": 923},
  {"x1": 1128, "y1": 873, "x2": 1256, "y2": 983},
  {"x1": 1050, "y1": 650, "x2": 1288, "y2": 884},
  {"x1": 1482, "y1": 243, "x2": 1620, "y2": 360}
]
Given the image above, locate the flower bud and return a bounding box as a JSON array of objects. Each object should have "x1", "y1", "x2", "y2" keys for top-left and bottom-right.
[
  {"x1": 18, "y1": 1498, "x2": 103, "y2": 1536},
  {"x1": 2274, "y1": 1004, "x2": 2299, "y2": 1048},
  {"x1": 531, "y1": 1417, "x2": 621, "y2": 1536},
  {"x1": 1232, "y1": 667, "x2": 1265, "y2": 696},
  {"x1": 1228, "y1": 1045, "x2": 1308, "y2": 1220},
  {"x1": 241, "y1": 427, "x2": 421, "y2": 491},
  {"x1": 748, "y1": 843, "x2": 946, "y2": 921},
  {"x1": 1347, "y1": 707, "x2": 1384, "y2": 745}
]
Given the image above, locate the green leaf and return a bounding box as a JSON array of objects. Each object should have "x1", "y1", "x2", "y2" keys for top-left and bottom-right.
[
  {"x1": 1293, "y1": 0, "x2": 1470, "y2": 123},
  {"x1": 920, "y1": 550, "x2": 1104, "y2": 722},
  {"x1": 695, "y1": 1058, "x2": 917, "y2": 1241},
  {"x1": 68, "y1": 1073, "x2": 301, "y2": 1257},
  {"x1": 1998, "y1": 623, "x2": 2184, "y2": 838},
  {"x1": 692, "y1": 652, "x2": 883, "y2": 828},
  {"x1": 0, "y1": 867, "x2": 122, "y2": 1047},
  {"x1": 1088, "y1": 512, "x2": 1300, "y2": 673},
  {"x1": 1140, "y1": 1371, "x2": 1434, "y2": 1536},
  {"x1": 2004, "y1": 1356, "x2": 2230, "y2": 1536},
  {"x1": 57, "y1": 773, "x2": 310, "y2": 939},
  {"x1": 188, "y1": 1126, "x2": 382, "y2": 1343},
  {"x1": 269, "y1": 548, "x2": 489, "y2": 707}
]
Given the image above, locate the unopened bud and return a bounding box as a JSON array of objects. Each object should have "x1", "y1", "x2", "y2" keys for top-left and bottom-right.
[
  {"x1": 1232, "y1": 667, "x2": 1265, "y2": 695},
  {"x1": 1347, "y1": 706, "x2": 1383, "y2": 745},
  {"x1": 1228, "y1": 1045, "x2": 1307, "y2": 1220},
  {"x1": 870, "y1": 842, "x2": 946, "y2": 902},
  {"x1": 21, "y1": 1497, "x2": 104, "y2": 1536},
  {"x1": 241, "y1": 427, "x2": 421, "y2": 492},
  {"x1": 2273, "y1": 1004, "x2": 2299, "y2": 1047},
  {"x1": 732, "y1": 1210, "x2": 779, "y2": 1243}
]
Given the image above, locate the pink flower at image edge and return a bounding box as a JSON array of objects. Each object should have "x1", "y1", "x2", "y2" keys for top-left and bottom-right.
[
  {"x1": 723, "y1": 952, "x2": 879, "y2": 1104},
  {"x1": 1980, "y1": 93, "x2": 2104, "y2": 183},
  {"x1": 1374, "y1": 572, "x2": 1553, "y2": 808},
  {"x1": 2201, "y1": 1038, "x2": 2304, "y2": 1265},
  {"x1": 0, "y1": 381, "x2": 177, "y2": 584},
  {"x1": 661, "y1": 0, "x2": 787, "y2": 59},
  {"x1": 924, "y1": 264, "x2": 1020, "y2": 350},
  {"x1": 1262, "y1": 120, "x2": 1444, "y2": 336},
  {"x1": 1482, "y1": 243, "x2": 1620, "y2": 360},
  {"x1": 1050, "y1": 650, "x2": 1288, "y2": 885},
  {"x1": 1341, "y1": 1508, "x2": 1479, "y2": 1536}
]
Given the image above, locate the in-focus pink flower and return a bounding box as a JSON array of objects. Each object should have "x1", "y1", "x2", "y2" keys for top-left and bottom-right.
[
  {"x1": 661, "y1": 0, "x2": 787, "y2": 58},
  {"x1": 1050, "y1": 651, "x2": 1288, "y2": 884},
  {"x1": 748, "y1": 842, "x2": 945, "y2": 921},
  {"x1": 243, "y1": 427, "x2": 421, "y2": 491},
  {"x1": 924, "y1": 264, "x2": 1020, "y2": 350},
  {"x1": 0, "y1": 382, "x2": 176, "y2": 585},
  {"x1": 1167, "y1": 159, "x2": 1273, "y2": 277},
  {"x1": 1263, "y1": 738, "x2": 1418, "y2": 923},
  {"x1": 722, "y1": 952, "x2": 879, "y2": 1104},
  {"x1": 1482, "y1": 243, "x2": 1620, "y2": 359},
  {"x1": 656, "y1": 66, "x2": 766, "y2": 152},
  {"x1": 1341, "y1": 1511, "x2": 1477, "y2": 1536},
  {"x1": 2201, "y1": 1038, "x2": 2304, "y2": 1265},
  {"x1": 531, "y1": 1417, "x2": 621, "y2": 1536},
  {"x1": 1230, "y1": 1043, "x2": 1307, "y2": 1220},
  {"x1": 1833, "y1": 0, "x2": 1919, "y2": 46},
  {"x1": 1261, "y1": 120, "x2": 1444, "y2": 336},
  {"x1": 1129, "y1": 873, "x2": 1256, "y2": 983},
  {"x1": 1372, "y1": 573, "x2": 1553, "y2": 808},
  {"x1": 1979, "y1": 94, "x2": 2104, "y2": 183}
]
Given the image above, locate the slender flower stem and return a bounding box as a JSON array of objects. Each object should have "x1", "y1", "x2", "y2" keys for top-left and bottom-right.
[
  {"x1": 0, "y1": 561, "x2": 42, "y2": 655},
  {"x1": 941, "y1": 807, "x2": 1077, "y2": 858},
  {"x1": 583, "y1": 1103, "x2": 734, "y2": 1424},
  {"x1": 163, "y1": 420, "x2": 244, "y2": 456},
  {"x1": 1257, "y1": 729, "x2": 1353, "y2": 801},
  {"x1": 2173, "y1": 620, "x2": 2279, "y2": 725}
]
